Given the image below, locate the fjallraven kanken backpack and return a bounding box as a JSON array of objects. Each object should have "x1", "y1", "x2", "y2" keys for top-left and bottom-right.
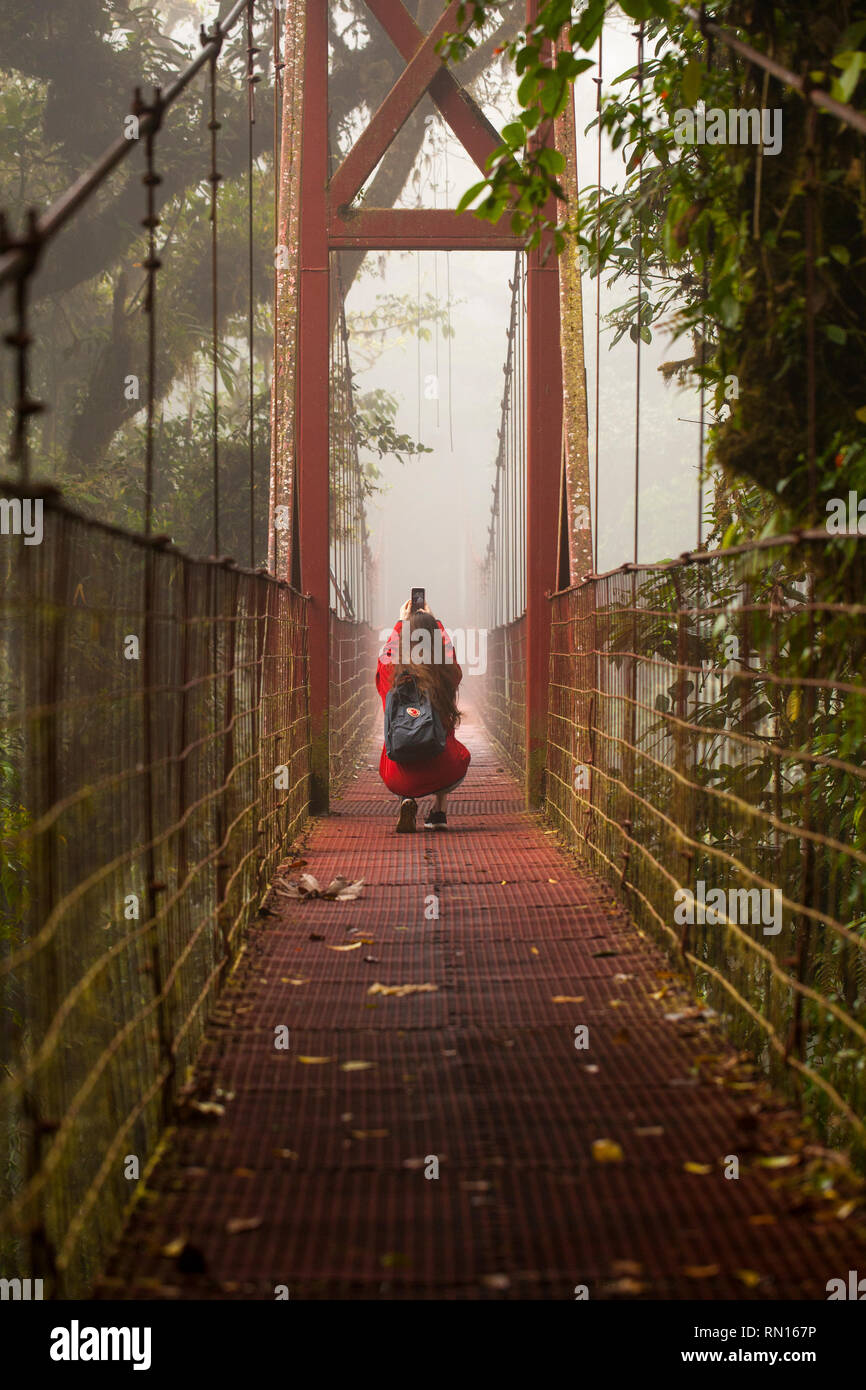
[{"x1": 384, "y1": 677, "x2": 447, "y2": 764}]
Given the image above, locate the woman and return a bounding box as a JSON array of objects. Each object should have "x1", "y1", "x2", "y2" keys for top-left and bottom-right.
[{"x1": 376, "y1": 598, "x2": 470, "y2": 832}]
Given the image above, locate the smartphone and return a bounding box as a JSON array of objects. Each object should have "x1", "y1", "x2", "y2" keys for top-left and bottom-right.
[{"x1": 411, "y1": 588, "x2": 425, "y2": 613}]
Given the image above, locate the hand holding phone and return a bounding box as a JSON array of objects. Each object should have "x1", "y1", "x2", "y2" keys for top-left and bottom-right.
[{"x1": 411, "y1": 587, "x2": 425, "y2": 613}]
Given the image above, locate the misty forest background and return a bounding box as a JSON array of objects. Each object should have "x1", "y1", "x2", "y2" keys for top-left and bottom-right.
[{"x1": 2, "y1": 0, "x2": 738, "y2": 598}]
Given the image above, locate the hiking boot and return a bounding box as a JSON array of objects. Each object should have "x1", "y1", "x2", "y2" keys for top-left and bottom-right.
[
  {"x1": 396, "y1": 797, "x2": 417, "y2": 833},
  {"x1": 424, "y1": 809, "x2": 448, "y2": 830}
]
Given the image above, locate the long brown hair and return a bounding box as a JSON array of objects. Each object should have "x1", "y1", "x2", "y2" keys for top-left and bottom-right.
[{"x1": 390, "y1": 611, "x2": 462, "y2": 731}]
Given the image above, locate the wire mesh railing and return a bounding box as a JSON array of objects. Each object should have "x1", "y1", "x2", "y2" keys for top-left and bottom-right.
[
  {"x1": 476, "y1": 254, "x2": 526, "y2": 766},
  {"x1": 0, "y1": 0, "x2": 316, "y2": 1297},
  {"x1": 0, "y1": 485, "x2": 309, "y2": 1296},
  {"x1": 329, "y1": 268, "x2": 372, "y2": 629},
  {"x1": 482, "y1": 252, "x2": 526, "y2": 632},
  {"x1": 476, "y1": 616, "x2": 526, "y2": 780},
  {"x1": 329, "y1": 616, "x2": 379, "y2": 794},
  {"x1": 547, "y1": 530, "x2": 866, "y2": 1155},
  {"x1": 326, "y1": 264, "x2": 377, "y2": 786}
]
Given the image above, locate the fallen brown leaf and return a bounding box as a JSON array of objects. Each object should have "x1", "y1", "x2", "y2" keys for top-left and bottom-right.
[
  {"x1": 189, "y1": 1100, "x2": 225, "y2": 1118},
  {"x1": 592, "y1": 1138, "x2": 624, "y2": 1163},
  {"x1": 607, "y1": 1276, "x2": 648, "y2": 1294},
  {"x1": 226, "y1": 1216, "x2": 262, "y2": 1235},
  {"x1": 368, "y1": 982, "x2": 439, "y2": 997}
]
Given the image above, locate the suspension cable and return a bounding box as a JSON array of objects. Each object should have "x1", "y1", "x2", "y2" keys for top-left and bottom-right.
[
  {"x1": 137, "y1": 87, "x2": 165, "y2": 537},
  {"x1": 246, "y1": 0, "x2": 261, "y2": 567},
  {"x1": 204, "y1": 22, "x2": 225, "y2": 557}
]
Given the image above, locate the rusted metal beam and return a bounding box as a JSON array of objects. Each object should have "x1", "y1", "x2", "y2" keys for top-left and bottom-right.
[
  {"x1": 329, "y1": 206, "x2": 525, "y2": 250},
  {"x1": 363, "y1": 0, "x2": 503, "y2": 175},
  {"x1": 330, "y1": 2, "x2": 462, "y2": 211}
]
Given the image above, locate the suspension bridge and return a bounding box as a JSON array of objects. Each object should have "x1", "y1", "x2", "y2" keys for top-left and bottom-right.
[{"x1": 1, "y1": 0, "x2": 866, "y2": 1305}]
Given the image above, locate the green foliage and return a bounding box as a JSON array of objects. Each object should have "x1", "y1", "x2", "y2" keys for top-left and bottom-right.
[{"x1": 443, "y1": 1, "x2": 866, "y2": 530}]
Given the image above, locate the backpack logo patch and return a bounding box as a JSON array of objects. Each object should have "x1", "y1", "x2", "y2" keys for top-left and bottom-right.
[{"x1": 407, "y1": 707, "x2": 420, "y2": 718}]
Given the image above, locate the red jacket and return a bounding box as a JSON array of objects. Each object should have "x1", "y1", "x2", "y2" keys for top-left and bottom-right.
[{"x1": 376, "y1": 620, "x2": 471, "y2": 798}]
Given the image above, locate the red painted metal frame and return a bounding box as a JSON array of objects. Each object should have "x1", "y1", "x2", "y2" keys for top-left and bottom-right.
[
  {"x1": 329, "y1": 206, "x2": 526, "y2": 250},
  {"x1": 296, "y1": 0, "x2": 562, "y2": 809},
  {"x1": 329, "y1": 3, "x2": 464, "y2": 210},
  {"x1": 346, "y1": 0, "x2": 505, "y2": 184},
  {"x1": 298, "y1": 0, "x2": 331, "y2": 811}
]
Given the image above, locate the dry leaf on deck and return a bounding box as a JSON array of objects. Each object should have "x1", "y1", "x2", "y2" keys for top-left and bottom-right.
[
  {"x1": 276, "y1": 872, "x2": 364, "y2": 902},
  {"x1": 340, "y1": 1060, "x2": 375, "y2": 1071},
  {"x1": 592, "y1": 1138, "x2": 624, "y2": 1163},
  {"x1": 226, "y1": 1216, "x2": 262, "y2": 1235},
  {"x1": 189, "y1": 1100, "x2": 225, "y2": 1118},
  {"x1": 607, "y1": 1276, "x2": 648, "y2": 1295},
  {"x1": 368, "y1": 982, "x2": 439, "y2": 997},
  {"x1": 297, "y1": 1055, "x2": 331, "y2": 1065},
  {"x1": 552, "y1": 995, "x2": 584, "y2": 1004},
  {"x1": 335, "y1": 879, "x2": 365, "y2": 900}
]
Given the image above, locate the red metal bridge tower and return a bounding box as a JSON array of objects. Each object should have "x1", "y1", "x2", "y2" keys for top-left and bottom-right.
[{"x1": 277, "y1": 1, "x2": 570, "y2": 810}]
